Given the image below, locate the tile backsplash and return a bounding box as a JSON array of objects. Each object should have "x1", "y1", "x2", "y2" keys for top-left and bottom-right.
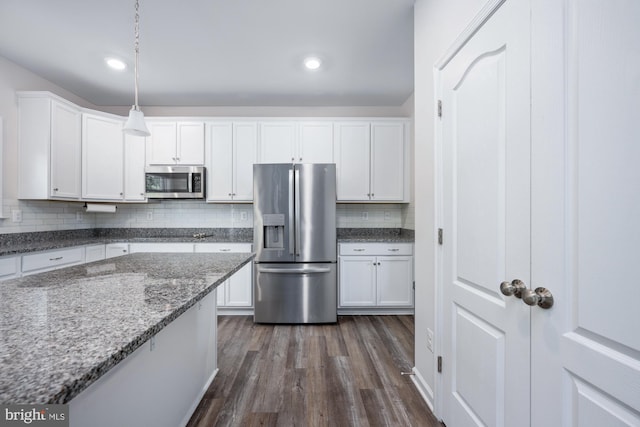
[{"x1": 0, "y1": 199, "x2": 414, "y2": 233}]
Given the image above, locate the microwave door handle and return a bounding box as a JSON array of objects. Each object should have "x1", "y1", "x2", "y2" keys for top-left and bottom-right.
[
  {"x1": 188, "y1": 173, "x2": 193, "y2": 193},
  {"x1": 289, "y1": 168, "x2": 295, "y2": 256}
]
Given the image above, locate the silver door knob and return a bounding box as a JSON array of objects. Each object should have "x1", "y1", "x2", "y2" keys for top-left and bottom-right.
[
  {"x1": 522, "y1": 287, "x2": 554, "y2": 309},
  {"x1": 500, "y1": 279, "x2": 526, "y2": 298}
]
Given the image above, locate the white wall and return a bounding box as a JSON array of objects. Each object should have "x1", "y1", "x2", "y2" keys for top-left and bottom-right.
[
  {"x1": 412, "y1": 0, "x2": 487, "y2": 410},
  {"x1": 0, "y1": 55, "x2": 412, "y2": 234}
]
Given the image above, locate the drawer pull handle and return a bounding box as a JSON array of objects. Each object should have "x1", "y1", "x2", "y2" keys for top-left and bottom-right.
[
  {"x1": 388, "y1": 248, "x2": 400, "y2": 252},
  {"x1": 220, "y1": 249, "x2": 231, "y2": 252},
  {"x1": 353, "y1": 249, "x2": 365, "y2": 252},
  {"x1": 49, "y1": 256, "x2": 63, "y2": 261}
]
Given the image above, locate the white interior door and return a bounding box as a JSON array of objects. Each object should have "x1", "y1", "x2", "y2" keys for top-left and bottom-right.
[
  {"x1": 439, "y1": 0, "x2": 531, "y2": 426},
  {"x1": 531, "y1": 0, "x2": 640, "y2": 425}
]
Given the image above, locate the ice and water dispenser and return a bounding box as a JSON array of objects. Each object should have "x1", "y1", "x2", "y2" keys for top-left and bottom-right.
[{"x1": 262, "y1": 213, "x2": 286, "y2": 249}]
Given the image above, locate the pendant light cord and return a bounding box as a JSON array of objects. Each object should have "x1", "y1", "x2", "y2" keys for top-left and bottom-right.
[{"x1": 133, "y1": 0, "x2": 141, "y2": 110}]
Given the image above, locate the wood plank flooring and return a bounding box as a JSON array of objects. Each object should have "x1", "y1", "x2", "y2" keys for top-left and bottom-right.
[{"x1": 187, "y1": 315, "x2": 441, "y2": 427}]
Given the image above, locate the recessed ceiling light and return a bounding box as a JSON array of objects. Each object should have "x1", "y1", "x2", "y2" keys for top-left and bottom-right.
[
  {"x1": 105, "y1": 57, "x2": 126, "y2": 71},
  {"x1": 303, "y1": 56, "x2": 322, "y2": 70}
]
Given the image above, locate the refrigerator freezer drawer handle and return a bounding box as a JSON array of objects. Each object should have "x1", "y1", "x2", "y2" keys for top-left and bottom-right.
[{"x1": 257, "y1": 267, "x2": 332, "y2": 274}]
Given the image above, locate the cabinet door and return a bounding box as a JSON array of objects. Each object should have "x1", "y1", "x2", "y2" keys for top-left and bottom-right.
[
  {"x1": 299, "y1": 122, "x2": 334, "y2": 163},
  {"x1": 258, "y1": 122, "x2": 296, "y2": 163},
  {"x1": 82, "y1": 114, "x2": 124, "y2": 200},
  {"x1": 338, "y1": 255, "x2": 377, "y2": 306},
  {"x1": 85, "y1": 244, "x2": 106, "y2": 263},
  {"x1": 128, "y1": 243, "x2": 194, "y2": 253},
  {"x1": 124, "y1": 134, "x2": 147, "y2": 201},
  {"x1": 0, "y1": 256, "x2": 20, "y2": 281},
  {"x1": 177, "y1": 122, "x2": 204, "y2": 165},
  {"x1": 225, "y1": 262, "x2": 253, "y2": 307},
  {"x1": 206, "y1": 122, "x2": 234, "y2": 201},
  {"x1": 370, "y1": 122, "x2": 405, "y2": 201},
  {"x1": 233, "y1": 122, "x2": 258, "y2": 201},
  {"x1": 376, "y1": 256, "x2": 413, "y2": 306},
  {"x1": 50, "y1": 100, "x2": 82, "y2": 199},
  {"x1": 147, "y1": 122, "x2": 177, "y2": 165},
  {"x1": 105, "y1": 243, "x2": 129, "y2": 259},
  {"x1": 334, "y1": 122, "x2": 371, "y2": 201}
]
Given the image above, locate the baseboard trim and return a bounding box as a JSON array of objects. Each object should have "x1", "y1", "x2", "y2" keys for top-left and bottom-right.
[
  {"x1": 410, "y1": 366, "x2": 435, "y2": 413},
  {"x1": 180, "y1": 367, "x2": 219, "y2": 427}
]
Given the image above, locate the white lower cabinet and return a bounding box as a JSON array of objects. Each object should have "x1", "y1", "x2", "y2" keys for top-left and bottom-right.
[
  {"x1": 338, "y1": 243, "x2": 414, "y2": 312},
  {"x1": 21, "y1": 247, "x2": 85, "y2": 276},
  {"x1": 105, "y1": 243, "x2": 129, "y2": 259},
  {"x1": 84, "y1": 244, "x2": 106, "y2": 263},
  {"x1": 194, "y1": 243, "x2": 253, "y2": 310},
  {"x1": 128, "y1": 242, "x2": 195, "y2": 253},
  {"x1": 0, "y1": 256, "x2": 21, "y2": 281},
  {"x1": 69, "y1": 289, "x2": 217, "y2": 427}
]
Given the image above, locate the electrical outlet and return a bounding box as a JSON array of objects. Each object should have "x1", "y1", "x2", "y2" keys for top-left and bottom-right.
[
  {"x1": 11, "y1": 210, "x2": 22, "y2": 223},
  {"x1": 384, "y1": 211, "x2": 391, "y2": 221},
  {"x1": 427, "y1": 328, "x2": 434, "y2": 352},
  {"x1": 146, "y1": 211, "x2": 153, "y2": 221},
  {"x1": 240, "y1": 211, "x2": 248, "y2": 221},
  {"x1": 76, "y1": 211, "x2": 84, "y2": 222},
  {"x1": 361, "y1": 211, "x2": 369, "y2": 221}
]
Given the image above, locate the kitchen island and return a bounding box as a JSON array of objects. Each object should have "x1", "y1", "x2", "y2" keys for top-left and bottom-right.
[{"x1": 0, "y1": 252, "x2": 252, "y2": 417}]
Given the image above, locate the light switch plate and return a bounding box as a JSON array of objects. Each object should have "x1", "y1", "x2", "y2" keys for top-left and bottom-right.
[{"x1": 11, "y1": 210, "x2": 22, "y2": 223}]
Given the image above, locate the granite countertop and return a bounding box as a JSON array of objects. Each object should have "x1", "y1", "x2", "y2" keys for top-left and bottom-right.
[
  {"x1": 336, "y1": 228, "x2": 414, "y2": 243},
  {"x1": 0, "y1": 228, "x2": 413, "y2": 257},
  {"x1": 0, "y1": 228, "x2": 254, "y2": 257},
  {"x1": 0, "y1": 252, "x2": 253, "y2": 404}
]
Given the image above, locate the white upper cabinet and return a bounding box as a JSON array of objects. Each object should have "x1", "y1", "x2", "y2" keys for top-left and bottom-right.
[
  {"x1": 334, "y1": 122, "x2": 371, "y2": 201},
  {"x1": 18, "y1": 92, "x2": 82, "y2": 200},
  {"x1": 206, "y1": 121, "x2": 257, "y2": 202},
  {"x1": 82, "y1": 113, "x2": 124, "y2": 201},
  {"x1": 298, "y1": 122, "x2": 334, "y2": 163},
  {"x1": 334, "y1": 120, "x2": 408, "y2": 202},
  {"x1": 146, "y1": 121, "x2": 205, "y2": 165},
  {"x1": 370, "y1": 122, "x2": 406, "y2": 201},
  {"x1": 258, "y1": 121, "x2": 334, "y2": 164},
  {"x1": 124, "y1": 134, "x2": 147, "y2": 201},
  {"x1": 258, "y1": 121, "x2": 297, "y2": 163}
]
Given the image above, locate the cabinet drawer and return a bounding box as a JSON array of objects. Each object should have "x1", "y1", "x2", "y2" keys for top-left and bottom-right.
[
  {"x1": 22, "y1": 247, "x2": 84, "y2": 274},
  {"x1": 85, "y1": 244, "x2": 106, "y2": 263},
  {"x1": 194, "y1": 243, "x2": 252, "y2": 253},
  {"x1": 128, "y1": 243, "x2": 194, "y2": 253},
  {"x1": 106, "y1": 243, "x2": 129, "y2": 259},
  {"x1": 0, "y1": 256, "x2": 21, "y2": 280},
  {"x1": 338, "y1": 242, "x2": 413, "y2": 256}
]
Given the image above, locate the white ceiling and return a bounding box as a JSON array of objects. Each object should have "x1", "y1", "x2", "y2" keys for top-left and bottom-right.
[{"x1": 0, "y1": 0, "x2": 415, "y2": 107}]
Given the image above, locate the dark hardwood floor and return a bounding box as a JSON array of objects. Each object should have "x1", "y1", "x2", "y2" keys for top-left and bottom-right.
[{"x1": 187, "y1": 315, "x2": 441, "y2": 427}]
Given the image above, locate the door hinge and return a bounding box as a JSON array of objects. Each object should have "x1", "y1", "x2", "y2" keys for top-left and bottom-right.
[
  {"x1": 438, "y1": 228, "x2": 443, "y2": 245},
  {"x1": 437, "y1": 100, "x2": 442, "y2": 118},
  {"x1": 437, "y1": 356, "x2": 443, "y2": 373}
]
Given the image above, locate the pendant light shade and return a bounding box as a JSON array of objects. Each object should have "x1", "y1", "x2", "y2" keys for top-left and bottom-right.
[
  {"x1": 123, "y1": 107, "x2": 150, "y2": 136},
  {"x1": 123, "y1": 0, "x2": 150, "y2": 137}
]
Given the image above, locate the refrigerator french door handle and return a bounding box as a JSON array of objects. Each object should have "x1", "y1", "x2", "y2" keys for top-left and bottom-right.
[
  {"x1": 294, "y1": 168, "x2": 301, "y2": 257},
  {"x1": 288, "y1": 168, "x2": 295, "y2": 256},
  {"x1": 257, "y1": 267, "x2": 332, "y2": 274}
]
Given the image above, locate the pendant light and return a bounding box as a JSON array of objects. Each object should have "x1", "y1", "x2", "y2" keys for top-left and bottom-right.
[{"x1": 123, "y1": 0, "x2": 150, "y2": 136}]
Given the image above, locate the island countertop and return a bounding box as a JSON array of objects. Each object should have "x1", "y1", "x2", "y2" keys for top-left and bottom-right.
[{"x1": 0, "y1": 252, "x2": 253, "y2": 405}]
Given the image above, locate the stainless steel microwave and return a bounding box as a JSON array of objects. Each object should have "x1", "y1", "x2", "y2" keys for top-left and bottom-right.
[{"x1": 145, "y1": 166, "x2": 205, "y2": 199}]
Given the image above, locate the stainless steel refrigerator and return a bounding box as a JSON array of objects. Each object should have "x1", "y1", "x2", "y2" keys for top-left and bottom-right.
[{"x1": 253, "y1": 163, "x2": 337, "y2": 324}]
